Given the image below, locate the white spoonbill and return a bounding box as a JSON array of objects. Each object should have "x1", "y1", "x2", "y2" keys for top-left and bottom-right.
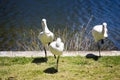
[
  {"x1": 92, "y1": 22, "x2": 108, "y2": 57},
  {"x1": 49, "y1": 37, "x2": 64, "y2": 71},
  {"x1": 38, "y1": 18, "x2": 54, "y2": 59}
]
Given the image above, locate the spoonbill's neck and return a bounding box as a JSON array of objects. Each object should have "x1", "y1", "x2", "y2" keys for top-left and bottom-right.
[
  {"x1": 102, "y1": 25, "x2": 105, "y2": 34},
  {"x1": 102, "y1": 24, "x2": 108, "y2": 37},
  {"x1": 45, "y1": 25, "x2": 49, "y2": 32},
  {"x1": 43, "y1": 22, "x2": 49, "y2": 32}
]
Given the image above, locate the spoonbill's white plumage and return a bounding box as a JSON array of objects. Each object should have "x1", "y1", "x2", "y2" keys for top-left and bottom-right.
[
  {"x1": 49, "y1": 37, "x2": 64, "y2": 71},
  {"x1": 92, "y1": 22, "x2": 108, "y2": 56},
  {"x1": 38, "y1": 18, "x2": 54, "y2": 59}
]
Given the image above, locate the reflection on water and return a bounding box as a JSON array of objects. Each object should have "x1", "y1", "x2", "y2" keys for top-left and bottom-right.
[{"x1": 0, "y1": 0, "x2": 120, "y2": 50}]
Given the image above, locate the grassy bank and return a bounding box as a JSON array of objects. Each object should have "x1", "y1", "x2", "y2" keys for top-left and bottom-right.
[{"x1": 0, "y1": 56, "x2": 120, "y2": 80}]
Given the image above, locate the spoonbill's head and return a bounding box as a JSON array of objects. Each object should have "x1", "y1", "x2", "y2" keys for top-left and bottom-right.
[
  {"x1": 42, "y1": 18, "x2": 46, "y2": 22},
  {"x1": 56, "y1": 38, "x2": 61, "y2": 47},
  {"x1": 57, "y1": 38, "x2": 61, "y2": 42},
  {"x1": 103, "y1": 22, "x2": 107, "y2": 27},
  {"x1": 41, "y1": 18, "x2": 47, "y2": 27}
]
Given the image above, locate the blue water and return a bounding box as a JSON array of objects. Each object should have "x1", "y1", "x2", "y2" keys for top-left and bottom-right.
[{"x1": 0, "y1": 0, "x2": 120, "y2": 50}]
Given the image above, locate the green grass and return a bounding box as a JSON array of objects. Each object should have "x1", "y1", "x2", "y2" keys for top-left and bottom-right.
[{"x1": 0, "y1": 56, "x2": 120, "y2": 80}]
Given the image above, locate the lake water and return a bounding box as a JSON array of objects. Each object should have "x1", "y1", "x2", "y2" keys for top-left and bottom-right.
[{"x1": 0, "y1": 0, "x2": 120, "y2": 50}]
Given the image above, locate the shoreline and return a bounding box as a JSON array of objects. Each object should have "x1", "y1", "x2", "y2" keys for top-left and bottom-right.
[{"x1": 0, "y1": 51, "x2": 120, "y2": 57}]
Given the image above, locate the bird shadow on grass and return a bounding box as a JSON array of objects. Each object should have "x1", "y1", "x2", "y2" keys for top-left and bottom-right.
[
  {"x1": 44, "y1": 67, "x2": 58, "y2": 74},
  {"x1": 32, "y1": 57, "x2": 48, "y2": 64},
  {"x1": 86, "y1": 53, "x2": 101, "y2": 61}
]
